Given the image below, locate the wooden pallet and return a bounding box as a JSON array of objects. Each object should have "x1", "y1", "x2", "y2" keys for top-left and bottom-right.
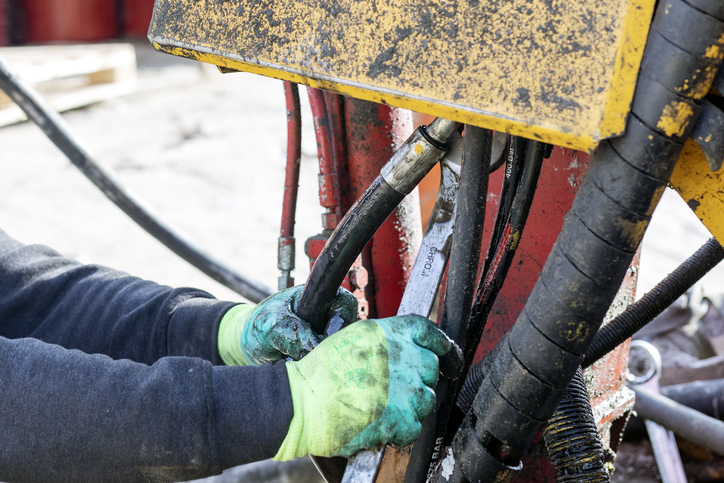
[{"x1": 0, "y1": 43, "x2": 137, "y2": 127}]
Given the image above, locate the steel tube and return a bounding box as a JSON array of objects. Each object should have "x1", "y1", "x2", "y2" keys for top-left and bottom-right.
[{"x1": 632, "y1": 385, "x2": 724, "y2": 455}]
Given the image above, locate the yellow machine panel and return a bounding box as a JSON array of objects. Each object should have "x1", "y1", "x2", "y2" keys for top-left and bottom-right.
[
  {"x1": 149, "y1": 0, "x2": 655, "y2": 152},
  {"x1": 672, "y1": 139, "x2": 724, "y2": 244}
]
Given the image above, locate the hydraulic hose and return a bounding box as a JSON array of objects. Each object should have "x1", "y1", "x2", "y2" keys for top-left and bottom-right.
[
  {"x1": 296, "y1": 118, "x2": 460, "y2": 334},
  {"x1": 438, "y1": 1, "x2": 724, "y2": 481},
  {"x1": 583, "y1": 237, "x2": 724, "y2": 367},
  {"x1": 278, "y1": 82, "x2": 302, "y2": 290},
  {"x1": 308, "y1": 88, "x2": 344, "y2": 230},
  {"x1": 405, "y1": 126, "x2": 493, "y2": 483},
  {"x1": 0, "y1": 54, "x2": 272, "y2": 303},
  {"x1": 457, "y1": 365, "x2": 610, "y2": 482},
  {"x1": 465, "y1": 139, "x2": 545, "y2": 368}
]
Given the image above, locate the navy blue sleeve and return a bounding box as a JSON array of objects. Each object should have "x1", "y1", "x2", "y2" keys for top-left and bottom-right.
[
  {"x1": 0, "y1": 230, "x2": 294, "y2": 482},
  {"x1": 0, "y1": 228, "x2": 236, "y2": 364}
]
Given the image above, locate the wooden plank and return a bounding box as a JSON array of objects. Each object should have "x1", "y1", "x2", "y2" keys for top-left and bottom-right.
[
  {"x1": 0, "y1": 81, "x2": 136, "y2": 127},
  {"x1": 0, "y1": 43, "x2": 137, "y2": 125}
]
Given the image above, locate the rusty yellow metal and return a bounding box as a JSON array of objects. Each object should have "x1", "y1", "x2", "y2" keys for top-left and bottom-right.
[
  {"x1": 671, "y1": 139, "x2": 724, "y2": 243},
  {"x1": 149, "y1": 0, "x2": 655, "y2": 152}
]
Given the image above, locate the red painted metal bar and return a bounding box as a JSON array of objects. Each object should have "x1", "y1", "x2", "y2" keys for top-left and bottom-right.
[
  {"x1": 344, "y1": 98, "x2": 419, "y2": 318},
  {"x1": 278, "y1": 81, "x2": 302, "y2": 290}
]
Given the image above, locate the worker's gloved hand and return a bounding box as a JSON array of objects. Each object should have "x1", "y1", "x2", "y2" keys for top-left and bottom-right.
[
  {"x1": 217, "y1": 285, "x2": 358, "y2": 366},
  {"x1": 273, "y1": 315, "x2": 454, "y2": 460}
]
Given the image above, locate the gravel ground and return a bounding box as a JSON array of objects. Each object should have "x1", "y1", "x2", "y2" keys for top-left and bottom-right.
[{"x1": 3, "y1": 40, "x2": 724, "y2": 482}]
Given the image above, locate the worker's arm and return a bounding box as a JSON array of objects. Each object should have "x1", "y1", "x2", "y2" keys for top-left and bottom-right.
[
  {"x1": 0, "y1": 229, "x2": 358, "y2": 367},
  {"x1": 0, "y1": 228, "x2": 235, "y2": 364},
  {"x1": 0, "y1": 229, "x2": 454, "y2": 480},
  {"x1": 0, "y1": 334, "x2": 293, "y2": 483}
]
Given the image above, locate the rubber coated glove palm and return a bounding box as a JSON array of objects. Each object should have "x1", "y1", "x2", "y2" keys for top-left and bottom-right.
[
  {"x1": 273, "y1": 314, "x2": 453, "y2": 460},
  {"x1": 218, "y1": 285, "x2": 358, "y2": 366}
]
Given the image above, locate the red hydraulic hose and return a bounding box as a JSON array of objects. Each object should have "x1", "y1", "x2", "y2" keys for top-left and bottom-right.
[
  {"x1": 278, "y1": 82, "x2": 302, "y2": 290},
  {"x1": 307, "y1": 87, "x2": 342, "y2": 230},
  {"x1": 322, "y1": 90, "x2": 350, "y2": 212}
]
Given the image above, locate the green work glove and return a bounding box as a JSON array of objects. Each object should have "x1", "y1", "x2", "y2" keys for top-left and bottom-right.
[
  {"x1": 273, "y1": 315, "x2": 454, "y2": 460},
  {"x1": 217, "y1": 285, "x2": 358, "y2": 366}
]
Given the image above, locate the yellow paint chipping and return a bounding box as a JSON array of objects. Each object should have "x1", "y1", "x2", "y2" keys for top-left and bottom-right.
[
  {"x1": 150, "y1": 0, "x2": 655, "y2": 152},
  {"x1": 671, "y1": 140, "x2": 724, "y2": 243},
  {"x1": 705, "y1": 45, "x2": 723, "y2": 60},
  {"x1": 614, "y1": 218, "x2": 649, "y2": 245},
  {"x1": 656, "y1": 102, "x2": 695, "y2": 138}
]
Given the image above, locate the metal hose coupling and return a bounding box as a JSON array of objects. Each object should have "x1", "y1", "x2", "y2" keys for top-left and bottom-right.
[{"x1": 381, "y1": 118, "x2": 460, "y2": 195}]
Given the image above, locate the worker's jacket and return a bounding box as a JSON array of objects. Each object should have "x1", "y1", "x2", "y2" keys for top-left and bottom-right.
[{"x1": 0, "y1": 229, "x2": 293, "y2": 483}]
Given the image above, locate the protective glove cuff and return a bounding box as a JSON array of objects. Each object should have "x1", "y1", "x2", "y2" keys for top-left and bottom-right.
[
  {"x1": 273, "y1": 360, "x2": 316, "y2": 461},
  {"x1": 217, "y1": 304, "x2": 256, "y2": 366}
]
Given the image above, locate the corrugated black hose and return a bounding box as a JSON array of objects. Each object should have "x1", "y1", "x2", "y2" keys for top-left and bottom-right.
[
  {"x1": 543, "y1": 369, "x2": 609, "y2": 483},
  {"x1": 437, "y1": 0, "x2": 724, "y2": 481}
]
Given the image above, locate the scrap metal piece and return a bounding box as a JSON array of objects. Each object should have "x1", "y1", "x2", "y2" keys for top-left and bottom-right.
[{"x1": 627, "y1": 341, "x2": 688, "y2": 483}]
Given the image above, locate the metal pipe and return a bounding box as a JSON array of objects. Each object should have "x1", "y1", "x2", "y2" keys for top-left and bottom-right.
[
  {"x1": 632, "y1": 385, "x2": 724, "y2": 455},
  {"x1": 583, "y1": 237, "x2": 724, "y2": 368},
  {"x1": 0, "y1": 54, "x2": 272, "y2": 303},
  {"x1": 322, "y1": 91, "x2": 350, "y2": 212},
  {"x1": 278, "y1": 81, "x2": 302, "y2": 290}
]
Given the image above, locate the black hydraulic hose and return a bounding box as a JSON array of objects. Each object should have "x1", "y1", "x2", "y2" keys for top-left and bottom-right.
[
  {"x1": 465, "y1": 139, "x2": 545, "y2": 368},
  {"x1": 296, "y1": 119, "x2": 459, "y2": 334},
  {"x1": 583, "y1": 237, "x2": 724, "y2": 368},
  {"x1": 0, "y1": 55, "x2": 272, "y2": 303},
  {"x1": 543, "y1": 369, "x2": 610, "y2": 483},
  {"x1": 482, "y1": 135, "x2": 525, "y2": 278},
  {"x1": 404, "y1": 126, "x2": 492, "y2": 483},
  {"x1": 297, "y1": 118, "x2": 459, "y2": 483},
  {"x1": 456, "y1": 365, "x2": 610, "y2": 482},
  {"x1": 428, "y1": 139, "x2": 544, "y2": 481},
  {"x1": 439, "y1": 1, "x2": 724, "y2": 481},
  {"x1": 298, "y1": 176, "x2": 404, "y2": 332}
]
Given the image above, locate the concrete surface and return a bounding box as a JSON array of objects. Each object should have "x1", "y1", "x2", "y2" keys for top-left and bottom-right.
[{"x1": 3, "y1": 40, "x2": 724, "y2": 483}]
